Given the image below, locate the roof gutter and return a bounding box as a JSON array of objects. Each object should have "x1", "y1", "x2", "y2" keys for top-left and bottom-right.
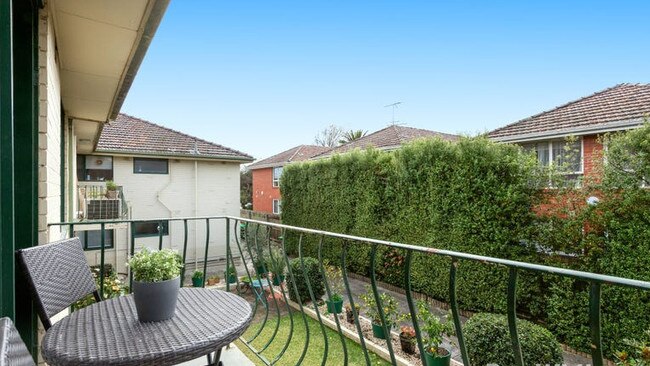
[
  {"x1": 107, "y1": 0, "x2": 170, "y2": 121},
  {"x1": 490, "y1": 118, "x2": 646, "y2": 143},
  {"x1": 94, "y1": 150, "x2": 254, "y2": 163}
]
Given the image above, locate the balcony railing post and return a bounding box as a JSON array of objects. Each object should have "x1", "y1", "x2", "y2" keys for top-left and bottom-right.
[
  {"x1": 449, "y1": 259, "x2": 470, "y2": 366},
  {"x1": 404, "y1": 250, "x2": 427, "y2": 365},
  {"x1": 507, "y1": 267, "x2": 524, "y2": 366},
  {"x1": 225, "y1": 217, "x2": 230, "y2": 292},
  {"x1": 589, "y1": 282, "x2": 604, "y2": 366},
  {"x1": 129, "y1": 221, "x2": 135, "y2": 291},
  {"x1": 283, "y1": 234, "x2": 310, "y2": 365},
  {"x1": 369, "y1": 243, "x2": 397, "y2": 365},
  {"x1": 99, "y1": 222, "x2": 106, "y2": 299},
  {"x1": 202, "y1": 218, "x2": 209, "y2": 288},
  {"x1": 341, "y1": 241, "x2": 371, "y2": 365},
  {"x1": 317, "y1": 235, "x2": 348, "y2": 364},
  {"x1": 180, "y1": 219, "x2": 188, "y2": 287}
]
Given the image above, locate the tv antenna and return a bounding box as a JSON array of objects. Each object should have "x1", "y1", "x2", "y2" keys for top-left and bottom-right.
[{"x1": 384, "y1": 102, "x2": 402, "y2": 125}]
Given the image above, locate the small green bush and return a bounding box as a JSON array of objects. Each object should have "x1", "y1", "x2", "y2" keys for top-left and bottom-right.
[
  {"x1": 464, "y1": 313, "x2": 563, "y2": 366},
  {"x1": 286, "y1": 257, "x2": 324, "y2": 304},
  {"x1": 127, "y1": 248, "x2": 183, "y2": 282}
]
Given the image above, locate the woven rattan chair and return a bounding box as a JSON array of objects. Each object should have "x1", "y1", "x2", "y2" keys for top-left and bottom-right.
[
  {"x1": 16, "y1": 237, "x2": 101, "y2": 330},
  {"x1": 0, "y1": 317, "x2": 36, "y2": 366}
]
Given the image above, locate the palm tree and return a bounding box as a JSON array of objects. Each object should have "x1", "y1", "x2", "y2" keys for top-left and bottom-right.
[{"x1": 338, "y1": 129, "x2": 367, "y2": 144}]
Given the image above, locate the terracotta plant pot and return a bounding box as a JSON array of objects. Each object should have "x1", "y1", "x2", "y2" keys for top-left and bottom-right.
[{"x1": 105, "y1": 190, "x2": 118, "y2": 199}]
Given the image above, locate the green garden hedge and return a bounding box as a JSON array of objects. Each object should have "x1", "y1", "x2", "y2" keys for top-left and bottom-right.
[{"x1": 280, "y1": 131, "x2": 650, "y2": 356}]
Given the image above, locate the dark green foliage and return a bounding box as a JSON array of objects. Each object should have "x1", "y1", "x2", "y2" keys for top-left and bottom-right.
[
  {"x1": 464, "y1": 313, "x2": 563, "y2": 366},
  {"x1": 286, "y1": 257, "x2": 325, "y2": 304},
  {"x1": 280, "y1": 128, "x2": 650, "y2": 356}
]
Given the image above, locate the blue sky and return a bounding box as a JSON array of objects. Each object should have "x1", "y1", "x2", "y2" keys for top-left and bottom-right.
[{"x1": 122, "y1": 1, "x2": 650, "y2": 161}]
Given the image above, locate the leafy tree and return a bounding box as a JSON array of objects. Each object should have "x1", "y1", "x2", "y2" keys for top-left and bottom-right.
[
  {"x1": 314, "y1": 124, "x2": 344, "y2": 147},
  {"x1": 338, "y1": 129, "x2": 368, "y2": 144},
  {"x1": 240, "y1": 168, "x2": 252, "y2": 208}
]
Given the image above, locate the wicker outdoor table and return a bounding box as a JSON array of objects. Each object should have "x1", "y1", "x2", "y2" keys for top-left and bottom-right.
[{"x1": 41, "y1": 288, "x2": 252, "y2": 366}]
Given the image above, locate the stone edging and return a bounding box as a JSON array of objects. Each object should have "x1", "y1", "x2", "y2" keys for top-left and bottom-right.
[{"x1": 286, "y1": 298, "x2": 463, "y2": 366}]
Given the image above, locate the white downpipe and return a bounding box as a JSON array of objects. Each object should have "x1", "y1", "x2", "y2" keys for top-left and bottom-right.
[{"x1": 194, "y1": 160, "x2": 198, "y2": 270}]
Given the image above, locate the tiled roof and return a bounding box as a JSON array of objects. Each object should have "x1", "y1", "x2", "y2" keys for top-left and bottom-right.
[
  {"x1": 488, "y1": 83, "x2": 650, "y2": 141},
  {"x1": 96, "y1": 114, "x2": 253, "y2": 161},
  {"x1": 315, "y1": 125, "x2": 458, "y2": 158},
  {"x1": 248, "y1": 145, "x2": 331, "y2": 170}
]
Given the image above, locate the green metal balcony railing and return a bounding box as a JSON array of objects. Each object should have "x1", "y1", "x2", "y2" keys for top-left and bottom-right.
[{"x1": 48, "y1": 216, "x2": 650, "y2": 366}]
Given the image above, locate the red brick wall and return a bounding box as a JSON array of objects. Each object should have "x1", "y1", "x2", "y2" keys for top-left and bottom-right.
[
  {"x1": 252, "y1": 168, "x2": 281, "y2": 214},
  {"x1": 582, "y1": 134, "x2": 603, "y2": 178}
]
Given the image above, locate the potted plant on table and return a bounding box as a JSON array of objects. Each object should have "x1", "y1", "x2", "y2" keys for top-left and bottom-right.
[
  {"x1": 360, "y1": 286, "x2": 403, "y2": 340},
  {"x1": 191, "y1": 270, "x2": 204, "y2": 287},
  {"x1": 105, "y1": 180, "x2": 118, "y2": 199},
  {"x1": 324, "y1": 264, "x2": 345, "y2": 314},
  {"x1": 345, "y1": 303, "x2": 360, "y2": 324},
  {"x1": 400, "y1": 325, "x2": 417, "y2": 354},
  {"x1": 417, "y1": 300, "x2": 454, "y2": 366},
  {"x1": 127, "y1": 248, "x2": 183, "y2": 322}
]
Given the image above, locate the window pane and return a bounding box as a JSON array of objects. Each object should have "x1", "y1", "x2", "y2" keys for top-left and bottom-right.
[
  {"x1": 134, "y1": 221, "x2": 169, "y2": 237},
  {"x1": 536, "y1": 142, "x2": 550, "y2": 166},
  {"x1": 75, "y1": 229, "x2": 114, "y2": 249},
  {"x1": 80, "y1": 155, "x2": 113, "y2": 181},
  {"x1": 134, "y1": 158, "x2": 168, "y2": 174},
  {"x1": 273, "y1": 167, "x2": 283, "y2": 179},
  {"x1": 553, "y1": 139, "x2": 581, "y2": 173}
]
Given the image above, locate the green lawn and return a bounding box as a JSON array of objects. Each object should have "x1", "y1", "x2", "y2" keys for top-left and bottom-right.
[{"x1": 236, "y1": 314, "x2": 390, "y2": 366}]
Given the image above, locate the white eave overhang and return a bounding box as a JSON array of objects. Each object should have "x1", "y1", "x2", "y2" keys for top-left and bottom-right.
[
  {"x1": 50, "y1": 0, "x2": 169, "y2": 153},
  {"x1": 489, "y1": 118, "x2": 646, "y2": 143}
]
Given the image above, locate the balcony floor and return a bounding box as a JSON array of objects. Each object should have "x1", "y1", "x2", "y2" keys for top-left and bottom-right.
[{"x1": 176, "y1": 343, "x2": 255, "y2": 366}]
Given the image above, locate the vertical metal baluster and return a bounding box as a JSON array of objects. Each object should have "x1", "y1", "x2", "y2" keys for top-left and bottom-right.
[
  {"x1": 283, "y1": 234, "x2": 310, "y2": 365},
  {"x1": 225, "y1": 218, "x2": 230, "y2": 292},
  {"x1": 202, "y1": 218, "x2": 209, "y2": 288},
  {"x1": 99, "y1": 222, "x2": 106, "y2": 299},
  {"x1": 248, "y1": 224, "x2": 271, "y2": 343},
  {"x1": 507, "y1": 267, "x2": 524, "y2": 366},
  {"x1": 369, "y1": 244, "x2": 397, "y2": 365},
  {"x1": 259, "y1": 226, "x2": 282, "y2": 353},
  {"x1": 180, "y1": 219, "x2": 188, "y2": 287},
  {"x1": 234, "y1": 222, "x2": 263, "y2": 342},
  {"x1": 298, "y1": 233, "x2": 328, "y2": 366},
  {"x1": 317, "y1": 235, "x2": 347, "y2": 364},
  {"x1": 589, "y1": 282, "x2": 604, "y2": 366},
  {"x1": 69, "y1": 224, "x2": 74, "y2": 239},
  {"x1": 271, "y1": 229, "x2": 295, "y2": 364},
  {"x1": 341, "y1": 241, "x2": 371, "y2": 365},
  {"x1": 129, "y1": 221, "x2": 135, "y2": 292},
  {"x1": 404, "y1": 251, "x2": 426, "y2": 365},
  {"x1": 157, "y1": 219, "x2": 163, "y2": 250},
  {"x1": 230, "y1": 220, "x2": 242, "y2": 297},
  {"x1": 449, "y1": 259, "x2": 470, "y2": 366}
]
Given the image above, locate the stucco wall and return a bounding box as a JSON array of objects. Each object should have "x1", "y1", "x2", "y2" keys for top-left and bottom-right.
[
  {"x1": 252, "y1": 167, "x2": 281, "y2": 214},
  {"x1": 83, "y1": 157, "x2": 242, "y2": 273}
]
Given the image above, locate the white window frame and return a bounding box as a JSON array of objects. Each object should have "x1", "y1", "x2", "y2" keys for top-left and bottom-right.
[
  {"x1": 272, "y1": 199, "x2": 281, "y2": 215},
  {"x1": 524, "y1": 137, "x2": 584, "y2": 174},
  {"x1": 272, "y1": 166, "x2": 283, "y2": 187}
]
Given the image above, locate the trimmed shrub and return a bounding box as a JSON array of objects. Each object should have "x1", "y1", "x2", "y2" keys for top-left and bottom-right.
[
  {"x1": 286, "y1": 257, "x2": 325, "y2": 304},
  {"x1": 464, "y1": 313, "x2": 563, "y2": 366}
]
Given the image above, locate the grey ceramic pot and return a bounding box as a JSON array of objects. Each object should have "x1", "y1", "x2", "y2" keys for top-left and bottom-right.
[{"x1": 132, "y1": 276, "x2": 180, "y2": 322}]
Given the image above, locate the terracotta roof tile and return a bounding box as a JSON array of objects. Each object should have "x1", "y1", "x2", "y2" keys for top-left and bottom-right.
[
  {"x1": 96, "y1": 114, "x2": 253, "y2": 161},
  {"x1": 488, "y1": 83, "x2": 650, "y2": 140},
  {"x1": 248, "y1": 145, "x2": 331, "y2": 169},
  {"x1": 315, "y1": 125, "x2": 458, "y2": 158}
]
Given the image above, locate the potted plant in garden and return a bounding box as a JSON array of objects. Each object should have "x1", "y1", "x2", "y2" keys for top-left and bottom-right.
[
  {"x1": 360, "y1": 286, "x2": 403, "y2": 340},
  {"x1": 324, "y1": 264, "x2": 345, "y2": 314},
  {"x1": 265, "y1": 247, "x2": 286, "y2": 286},
  {"x1": 192, "y1": 270, "x2": 204, "y2": 287},
  {"x1": 105, "y1": 180, "x2": 118, "y2": 199},
  {"x1": 417, "y1": 301, "x2": 454, "y2": 366},
  {"x1": 400, "y1": 326, "x2": 417, "y2": 354},
  {"x1": 127, "y1": 248, "x2": 183, "y2": 322},
  {"x1": 225, "y1": 266, "x2": 237, "y2": 284},
  {"x1": 345, "y1": 303, "x2": 360, "y2": 324},
  {"x1": 206, "y1": 274, "x2": 220, "y2": 286}
]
